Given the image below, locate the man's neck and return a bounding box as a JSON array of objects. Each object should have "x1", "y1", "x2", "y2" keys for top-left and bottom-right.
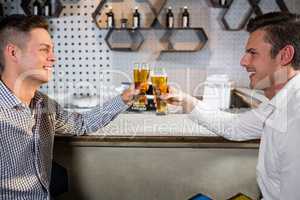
[
  {"x1": 1, "y1": 73, "x2": 39, "y2": 107},
  {"x1": 263, "y1": 69, "x2": 299, "y2": 99}
]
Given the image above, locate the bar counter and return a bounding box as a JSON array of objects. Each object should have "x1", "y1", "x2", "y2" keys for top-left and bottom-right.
[
  {"x1": 53, "y1": 112, "x2": 260, "y2": 200},
  {"x1": 54, "y1": 112, "x2": 259, "y2": 148}
]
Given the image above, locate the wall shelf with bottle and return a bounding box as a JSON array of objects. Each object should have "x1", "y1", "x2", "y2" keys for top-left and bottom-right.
[
  {"x1": 92, "y1": 0, "x2": 161, "y2": 29},
  {"x1": 92, "y1": 0, "x2": 208, "y2": 53},
  {"x1": 104, "y1": 27, "x2": 208, "y2": 53},
  {"x1": 21, "y1": 0, "x2": 63, "y2": 18}
]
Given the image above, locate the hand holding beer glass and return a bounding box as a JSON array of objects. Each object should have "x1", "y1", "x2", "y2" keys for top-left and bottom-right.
[
  {"x1": 132, "y1": 63, "x2": 150, "y2": 111},
  {"x1": 151, "y1": 67, "x2": 168, "y2": 115}
]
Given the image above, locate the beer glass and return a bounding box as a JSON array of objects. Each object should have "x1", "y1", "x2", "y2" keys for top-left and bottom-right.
[
  {"x1": 132, "y1": 63, "x2": 150, "y2": 111},
  {"x1": 151, "y1": 68, "x2": 168, "y2": 115}
]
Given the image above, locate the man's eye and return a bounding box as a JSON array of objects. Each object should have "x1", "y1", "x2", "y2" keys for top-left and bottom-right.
[{"x1": 40, "y1": 49, "x2": 49, "y2": 52}]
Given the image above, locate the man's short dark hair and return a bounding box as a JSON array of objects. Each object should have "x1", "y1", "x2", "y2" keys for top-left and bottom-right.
[
  {"x1": 247, "y1": 12, "x2": 300, "y2": 69},
  {"x1": 0, "y1": 14, "x2": 49, "y2": 74}
]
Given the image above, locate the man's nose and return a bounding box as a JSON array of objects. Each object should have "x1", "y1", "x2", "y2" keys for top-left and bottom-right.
[
  {"x1": 240, "y1": 54, "x2": 249, "y2": 68},
  {"x1": 48, "y1": 52, "x2": 56, "y2": 63}
]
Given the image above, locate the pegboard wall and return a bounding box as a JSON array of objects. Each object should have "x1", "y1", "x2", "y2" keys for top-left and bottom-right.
[{"x1": 1, "y1": 0, "x2": 300, "y2": 106}]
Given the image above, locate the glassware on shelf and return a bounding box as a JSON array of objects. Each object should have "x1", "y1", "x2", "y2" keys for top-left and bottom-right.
[
  {"x1": 132, "y1": 6, "x2": 140, "y2": 29},
  {"x1": 106, "y1": 6, "x2": 115, "y2": 28},
  {"x1": 166, "y1": 6, "x2": 174, "y2": 28},
  {"x1": 182, "y1": 6, "x2": 190, "y2": 28}
]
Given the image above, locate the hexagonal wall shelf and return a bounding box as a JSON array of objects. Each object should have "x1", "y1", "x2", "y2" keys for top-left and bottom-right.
[
  {"x1": 275, "y1": 0, "x2": 289, "y2": 12},
  {"x1": 21, "y1": 0, "x2": 63, "y2": 17},
  {"x1": 160, "y1": 28, "x2": 208, "y2": 52},
  {"x1": 92, "y1": 0, "x2": 157, "y2": 29},
  {"x1": 221, "y1": 0, "x2": 260, "y2": 31},
  {"x1": 105, "y1": 28, "x2": 144, "y2": 51}
]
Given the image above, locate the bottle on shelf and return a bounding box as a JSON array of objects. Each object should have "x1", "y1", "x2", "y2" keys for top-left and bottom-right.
[
  {"x1": 0, "y1": 3, "x2": 3, "y2": 17},
  {"x1": 44, "y1": 0, "x2": 52, "y2": 17},
  {"x1": 182, "y1": 6, "x2": 190, "y2": 28},
  {"x1": 32, "y1": 0, "x2": 43, "y2": 16},
  {"x1": 121, "y1": 18, "x2": 128, "y2": 28},
  {"x1": 106, "y1": 6, "x2": 115, "y2": 28},
  {"x1": 219, "y1": 0, "x2": 227, "y2": 7},
  {"x1": 132, "y1": 6, "x2": 140, "y2": 29},
  {"x1": 166, "y1": 6, "x2": 174, "y2": 28}
]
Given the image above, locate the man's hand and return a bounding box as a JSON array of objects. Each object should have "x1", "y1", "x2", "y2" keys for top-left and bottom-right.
[
  {"x1": 121, "y1": 85, "x2": 140, "y2": 106},
  {"x1": 160, "y1": 87, "x2": 199, "y2": 113}
]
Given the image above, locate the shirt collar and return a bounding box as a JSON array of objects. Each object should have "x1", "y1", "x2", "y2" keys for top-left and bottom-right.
[
  {"x1": 0, "y1": 80, "x2": 23, "y2": 108},
  {"x1": 0, "y1": 80, "x2": 44, "y2": 109},
  {"x1": 268, "y1": 73, "x2": 300, "y2": 109}
]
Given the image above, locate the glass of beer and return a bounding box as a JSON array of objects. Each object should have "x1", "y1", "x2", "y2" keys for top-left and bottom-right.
[
  {"x1": 132, "y1": 63, "x2": 150, "y2": 111},
  {"x1": 151, "y1": 67, "x2": 168, "y2": 115}
]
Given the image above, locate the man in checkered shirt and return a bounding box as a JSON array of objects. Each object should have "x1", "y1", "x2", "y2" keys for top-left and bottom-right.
[{"x1": 0, "y1": 14, "x2": 137, "y2": 199}]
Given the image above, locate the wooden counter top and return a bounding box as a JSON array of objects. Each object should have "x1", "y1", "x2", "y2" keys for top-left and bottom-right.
[{"x1": 55, "y1": 135, "x2": 259, "y2": 148}]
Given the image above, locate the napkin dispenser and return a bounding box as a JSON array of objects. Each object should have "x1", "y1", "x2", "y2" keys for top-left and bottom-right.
[{"x1": 203, "y1": 74, "x2": 234, "y2": 110}]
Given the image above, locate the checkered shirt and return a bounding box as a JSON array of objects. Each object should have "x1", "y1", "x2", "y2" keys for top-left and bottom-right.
[{"x1": 0, "y1": 80, "x2": 128, "y2": 199}]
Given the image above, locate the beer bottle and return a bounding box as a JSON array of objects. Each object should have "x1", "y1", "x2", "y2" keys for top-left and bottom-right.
[
  {"x1": 182, "y1": 6, "x2": 189, "y2": 28},
  {"x1": 132, "y1": 6, "x2": 140, "y2": 29},
  {"x1": 44, "y1": 0, "x2": 52, "y2": 17},
  {"x1": 166, "y1": 7, "x2": 174, "y2": 28},
  {"x1": 106, "y1": 6, "x2": 115, "y2": 28},
  {"x1": 33, "y1": 0, "x2": 42, "y2": 16}
]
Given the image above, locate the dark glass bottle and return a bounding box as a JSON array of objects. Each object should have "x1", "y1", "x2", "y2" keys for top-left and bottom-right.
[
  {"x1": 33, "y1": 0, "x2": 43, "y2": 16},
  {"x1": 0, "y1": 3, "x2": 3, "y2": 17},
  {"x1": 106, "y1": 7, "x2": 115, "y2": 28},
  {"x1": 166, "y1": 6, "x2": 174, "y2": 28},
  {"x1": 182, "y1": 6, "x2": 190, "y2": 28},
  {"x1": 44, "y1": 0, "x2": 52, "y2": 17},
  {"x1": 132, "y1": 6, "x2": 140, "y2": 29},
  {"x1": 219, "y1": 0, "x2": 227, "y2": 7}
]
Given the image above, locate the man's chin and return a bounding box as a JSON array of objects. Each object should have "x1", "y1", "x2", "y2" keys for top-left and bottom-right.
[{"x1": 35, "y1": 75, "x2": 52, "y2": 85}]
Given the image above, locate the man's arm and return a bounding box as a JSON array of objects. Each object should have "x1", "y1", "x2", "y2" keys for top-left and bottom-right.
[
  {"x1": 54, "y1": 87, "x2": 137, "y2": 135},
  {"x1": 162, "y1": 87, "x2": 270, "y2": 141},
  {"x1": 189, "y1": 100, "x2": 271, "y2": 141}
]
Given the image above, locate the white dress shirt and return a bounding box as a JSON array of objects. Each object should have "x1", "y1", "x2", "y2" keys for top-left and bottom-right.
[{"x1": 189, "y1": 74, "x2": 300, "y2": 200}]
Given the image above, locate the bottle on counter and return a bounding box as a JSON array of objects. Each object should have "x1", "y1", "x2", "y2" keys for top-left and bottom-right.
[
  {"x1": 44, "y1": 0, "x2": 52, "y2": 17},
  {"x1": 132, "y1": 6, "x2": 140, "y2": 29},
  {"x1": 182, "y1": 6, "x2": 190, "y2": 28},
  {"x1": 166, "y1": 6, "x2": 174, "y2": 28},
  {"x1": 106, "y1": 6, "x2": 115, "y2": 28},
  {"x1": 33, "y1": 0, "x2": 43, "y2": 16}
]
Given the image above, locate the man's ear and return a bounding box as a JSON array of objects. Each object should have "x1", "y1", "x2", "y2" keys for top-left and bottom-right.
[
  {"x1": 5, "y1": 43, "x2": 19, "y2": 62},
  {"x1": 279, "y1": 45, "x2": 295, "y2": 66}
]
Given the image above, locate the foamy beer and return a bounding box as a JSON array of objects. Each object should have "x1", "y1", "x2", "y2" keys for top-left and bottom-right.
[
  {"x1": 132, "y1": 64, "x2": 149, "y2": 111},
  {"x1": 151, "y1": 68, "x2": 168, "y2": 115}
]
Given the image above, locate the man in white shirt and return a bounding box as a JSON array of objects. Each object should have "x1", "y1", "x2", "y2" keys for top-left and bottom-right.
[{"x1": 162, "y1": 12, "x2": 300, "y2": 200}]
